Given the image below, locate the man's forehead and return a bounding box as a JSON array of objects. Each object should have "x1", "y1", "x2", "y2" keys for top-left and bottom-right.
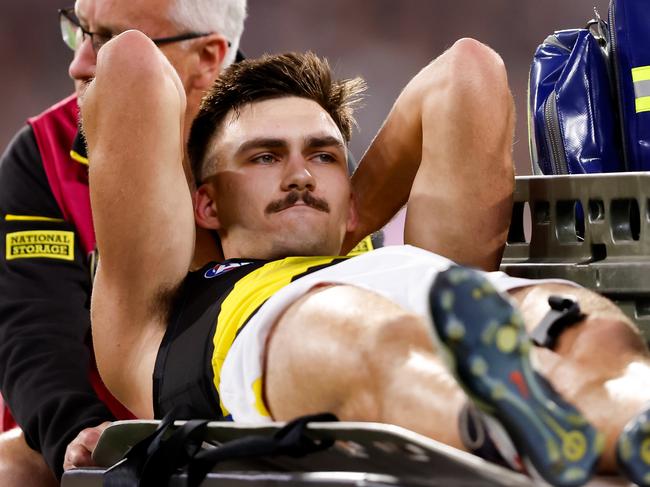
[
  {"x1": 222, "y1": 97, "x2": 344, "y2": 145},
  {"x1": 75, "y1": 0, "x2": 174, "y2": 33}
]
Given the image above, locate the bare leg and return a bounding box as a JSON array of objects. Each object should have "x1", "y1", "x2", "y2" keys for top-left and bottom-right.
[
  {"x1": 0, "y1": 429, "x2": 58, "y2": 487},
  {"x1": 264, "y1": 284, "x2": 467, "y2": 449},
  {"x1": 510, "y1": 283, "x2": 650, "y2": 471}
]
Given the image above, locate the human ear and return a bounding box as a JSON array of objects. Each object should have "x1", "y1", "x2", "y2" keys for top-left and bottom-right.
[
  {"x1": 346, "y1": 191, "x2": 359, "y2": 233},
  {"x1": 192, "y1": 35, "x2": 229, "y2": 90},
  {"x1": 194, "y1": 184, "x2": 221, "y2": 230}
]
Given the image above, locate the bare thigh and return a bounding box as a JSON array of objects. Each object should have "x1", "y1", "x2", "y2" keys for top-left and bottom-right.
[{"x1": 263, "y1": 284, "x2": 467, "y2": 448}]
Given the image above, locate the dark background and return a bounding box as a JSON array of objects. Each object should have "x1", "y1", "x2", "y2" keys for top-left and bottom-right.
[{"x1": 1, "y1": 0, "x2": 610, "y2": 175}]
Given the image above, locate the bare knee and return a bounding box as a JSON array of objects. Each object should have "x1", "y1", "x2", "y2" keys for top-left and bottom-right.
[
  {"x1": 264, "y1": 285, "x2": 431, "y2": 421},
  {"x1": 512, "y1": 284, "x2": 647, "y2": 367},
  {"x1": 0, "y1": 429, "x2": 58, "y2": 487}
]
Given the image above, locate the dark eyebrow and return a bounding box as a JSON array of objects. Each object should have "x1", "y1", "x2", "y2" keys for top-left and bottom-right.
[
  {"x1": 233, "y1": 134, "x2": 345, "y2": 159},
  {"x1": 234, "y1": 138, "x2": 288, "y2": 157},
  {"x1": 304, "y1": 135, "x2": 345, "y2": 150}
]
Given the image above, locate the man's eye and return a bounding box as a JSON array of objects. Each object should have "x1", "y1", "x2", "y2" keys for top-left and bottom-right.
[
  {"x1": 313, "y1": 153, "x2": 336, "y2": 163},
  {"x1": 92, "y1": 33, "x2": 114, "y2": 52},
  {"x1": 252, "y1": 154, "x2": 277, "y2": 164}
]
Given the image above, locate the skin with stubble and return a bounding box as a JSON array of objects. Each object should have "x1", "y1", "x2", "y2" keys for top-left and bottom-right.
[{"x1": 195, "y1": 96, "x2": 358, "y2": 260}]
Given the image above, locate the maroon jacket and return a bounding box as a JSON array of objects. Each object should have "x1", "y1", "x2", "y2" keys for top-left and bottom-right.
[{"x1": 0, "y1": 95, "x2": 133, "y2": 479}]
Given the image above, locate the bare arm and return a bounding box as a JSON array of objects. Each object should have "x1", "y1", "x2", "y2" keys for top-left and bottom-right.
[
  {"x1": 83, "y1": 31, "x2": 195, "y2": 417},
  {"x1": 345, "y1": 39, "x2": 514, "y2": 271}
]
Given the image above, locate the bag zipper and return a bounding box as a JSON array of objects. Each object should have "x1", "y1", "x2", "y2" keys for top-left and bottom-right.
[
  {"x1": 543, "y1": 90, "x2": 569, "y2": 174},
  {"x1": 608, "y1": 0, "x2": 629, "y2": 169}
]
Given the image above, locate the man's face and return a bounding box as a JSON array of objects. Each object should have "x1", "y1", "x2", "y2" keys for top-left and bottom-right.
[
  {"x1": 202, "y1": 96, "x2": 357, "y2": 259},
  {"x1": 70, "y1": 0, "x2": 189, "y2": 101}
]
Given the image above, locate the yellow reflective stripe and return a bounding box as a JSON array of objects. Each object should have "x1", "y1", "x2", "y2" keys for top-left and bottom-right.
[
  {"x1": 5, "y1": 214, "x2": 64, "y2": 222},
  {"x1": 70, "y1": 150, "x2": 89, "y2": 166},
  {"x1": 632, "y1": 66, "x2": 650, "y2": 83},
  {"x1": 213, "y1": 256, "x2": 338, "y2": 416},
  {"x1": 636, "y1": 97, "x2": 650, "y2": 113},
  {"x1": 347, "y1": 235, "x2": 374, "y2": 255}
]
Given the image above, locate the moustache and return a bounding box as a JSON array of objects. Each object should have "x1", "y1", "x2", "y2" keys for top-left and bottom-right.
[{"x1": 265, "y1": 191, "x2": 330, "y2": 214}]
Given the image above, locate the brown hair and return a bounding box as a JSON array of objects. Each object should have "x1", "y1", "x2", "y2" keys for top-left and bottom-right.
[{"x1": 188, "y1": 51, "x2": 366, "y2": 182}]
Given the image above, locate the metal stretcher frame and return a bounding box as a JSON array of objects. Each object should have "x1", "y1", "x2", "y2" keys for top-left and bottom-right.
[
  {"x1": 60, "y1": 420, "x2": 629, "y2": 486},
  {"x1": 62, "y1": 420, "x2": 533, "y2": 486},
  {"x1": 501, "y1": 173, "x2": 650, "y2": 338}
]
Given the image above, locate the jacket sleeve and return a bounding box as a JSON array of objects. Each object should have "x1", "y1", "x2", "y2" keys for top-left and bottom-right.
[{"x1": 0, "y1": 125, "x2": 115, "y2": 478}]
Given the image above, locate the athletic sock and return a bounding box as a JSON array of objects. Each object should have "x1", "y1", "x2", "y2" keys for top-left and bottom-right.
[{"x1": 458, "y1": 402, "x2": 520, "y2": 470}]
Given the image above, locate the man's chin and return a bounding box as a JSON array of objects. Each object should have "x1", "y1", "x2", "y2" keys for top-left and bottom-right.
[{"x1": 268, "y1": 233, "x2": 340, "y2": 258}]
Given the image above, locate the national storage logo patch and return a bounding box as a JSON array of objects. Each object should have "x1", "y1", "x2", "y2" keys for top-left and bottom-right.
[{"x1": 6, "y1": 230, "x2": 74, "y2": 261}]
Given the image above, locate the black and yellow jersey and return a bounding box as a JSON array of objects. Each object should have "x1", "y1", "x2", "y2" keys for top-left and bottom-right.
[{"x1": 153, "y1": 256, "x2": 349, "y2": 419}]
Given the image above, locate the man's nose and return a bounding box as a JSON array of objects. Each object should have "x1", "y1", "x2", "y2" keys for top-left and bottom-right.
[
  {"x1": 68, "y1": 37, "x2": 96, "y2": 82},
  {"x1": 281, "y1": 156, "x2": 316, "y2": 192}
]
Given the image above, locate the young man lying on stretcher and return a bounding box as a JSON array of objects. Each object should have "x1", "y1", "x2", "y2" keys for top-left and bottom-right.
[{"x1": 71, "y1": 31, "x2": 650, "y2": 487}]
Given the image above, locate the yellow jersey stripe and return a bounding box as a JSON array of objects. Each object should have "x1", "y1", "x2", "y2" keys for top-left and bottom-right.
[
  {"x1": 212, "y1": 256, "x2": 339, "y2": 416},
  {"x1": 347, "y1": 235, "x2": 374, "y2": 255},
  {"x1": 70, "y1": 150, "x2": 89, "y2": 166},
  {"x1": 5, "y1": 214, "x2": 65, "y2": 223}
]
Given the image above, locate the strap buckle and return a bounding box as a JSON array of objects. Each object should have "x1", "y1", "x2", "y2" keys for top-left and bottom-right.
[{"x1": 530, "y1": 295, "x2": 585, "y2": 349}]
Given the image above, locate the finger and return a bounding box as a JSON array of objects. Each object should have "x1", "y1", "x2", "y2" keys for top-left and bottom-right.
[
  {"x1": 77, "y1": 421, "x2": 111, "y2": 452},
  {"x1": 63, "y1": 443, "x2": 92, "y2": 471}
]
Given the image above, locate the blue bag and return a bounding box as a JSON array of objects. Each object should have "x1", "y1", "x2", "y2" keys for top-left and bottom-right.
[
  {"x1": 608, "y1": 0, "x2": 650, "y2": 171},
  {"x1": 528, "y1": 18, "x2": 623, "y2": 174}
]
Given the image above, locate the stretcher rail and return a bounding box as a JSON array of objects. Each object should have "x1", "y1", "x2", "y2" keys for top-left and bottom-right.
[{"x1": 502, "y1": 173, "x2": 650, "y2": 335}]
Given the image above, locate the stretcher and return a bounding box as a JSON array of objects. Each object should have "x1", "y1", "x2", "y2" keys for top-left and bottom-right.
[
  {"x1": 58, "y1": 419, "x2": 577, "y2": 486},
  {"x1": 61, "y1": 419, "x2": 630, "y2": 486},
  {"x1": 62, "y1": 173, "x2": 644, "y2": 486}
]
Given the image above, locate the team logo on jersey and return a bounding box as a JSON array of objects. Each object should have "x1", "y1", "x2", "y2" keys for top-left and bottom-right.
[
  {"x1": 204, "y1": 262, "x2": 251, "y2": 279},
  {"x1": 5, "y1": 230, "x2": 75, "y2": 261}
]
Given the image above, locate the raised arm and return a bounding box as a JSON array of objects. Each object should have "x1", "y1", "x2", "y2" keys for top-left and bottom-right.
[
  {"x1": 346, "y1": 39, "x2": 514, "y2": 271},
  {"x1": 84, "y1": 31, "x2": 194, "y2": 417}
]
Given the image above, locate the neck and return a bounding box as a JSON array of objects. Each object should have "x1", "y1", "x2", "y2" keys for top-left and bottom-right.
[{"x1": 191, "y1": 227, "x2": 223, "y2": 270}]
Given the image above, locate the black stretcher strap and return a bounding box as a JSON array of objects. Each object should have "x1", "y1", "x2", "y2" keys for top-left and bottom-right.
[
  {"x1": 188, "y1": 412, "x2": 337, "y2": 486},
  {"x1": 103, "y1": 407, "x2": 208, "y2": 486},
  {"x1": 103, "y1": 409, "x2": 337, "y2": 487},
  {"x1": 529, "y1": 295, "x2": 585, "y2": 350}
]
